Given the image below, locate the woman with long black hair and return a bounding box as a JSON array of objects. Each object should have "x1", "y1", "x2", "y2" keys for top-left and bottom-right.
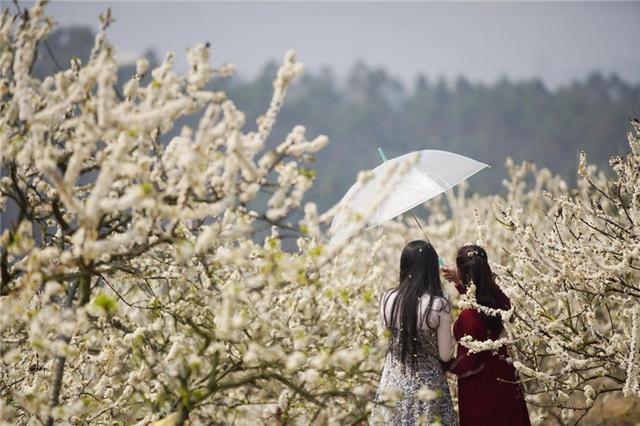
[
  {"x1": 442, "y1": 244, "x2": 530, "y2": 426},
  {"x1": 370, "y1": 240, "x2": 457, "y2": 425}
]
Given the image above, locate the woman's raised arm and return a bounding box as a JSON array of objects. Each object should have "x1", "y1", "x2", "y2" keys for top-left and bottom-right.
[{"x1": 437, "y1": 308, "x2": 455, "y2": 362}]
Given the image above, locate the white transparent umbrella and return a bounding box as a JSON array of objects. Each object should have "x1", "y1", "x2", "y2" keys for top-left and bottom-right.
[{"x1": 329, "y1": 149, "x2": 489, "y2": 245}]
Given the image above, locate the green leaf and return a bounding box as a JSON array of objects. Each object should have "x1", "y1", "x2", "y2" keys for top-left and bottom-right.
[
  {"x1": 94, "y1": 293, "x2": 117, "y2": 315},
  {"x1": 340, "y1": 289, "x2": 350, "y2": 304},
  {"x1": 309, "y1": 245, "x2": 323, "y2": 257},
  {"x1": 141, "y1": 182, "x2": 153, "y2": 195},
  {"x1": 298, "y1": 167, "x2": 317, "y2": 180},
  {"x1": 296, "y1": 269, "x2": 308, "y2": 285}
]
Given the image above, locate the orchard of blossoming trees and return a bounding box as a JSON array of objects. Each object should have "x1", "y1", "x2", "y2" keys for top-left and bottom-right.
[{"x1": 1, "y1": 2, "x2": 639, "y2": 425}]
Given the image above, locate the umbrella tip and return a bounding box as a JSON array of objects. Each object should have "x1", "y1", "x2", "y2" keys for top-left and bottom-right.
[{"x1": 377, "y1": 147, "x2": 388, "y2": 162}]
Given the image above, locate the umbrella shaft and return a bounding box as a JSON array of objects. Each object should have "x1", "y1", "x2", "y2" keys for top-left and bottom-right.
[{"x1": 410, "y1": 210, "x2": 430, "y2": 243}]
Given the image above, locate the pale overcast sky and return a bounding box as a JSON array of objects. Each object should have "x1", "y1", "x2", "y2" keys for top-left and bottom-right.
[{"x1": 13, "y1": 1, "x2": 640, "y2": 87}]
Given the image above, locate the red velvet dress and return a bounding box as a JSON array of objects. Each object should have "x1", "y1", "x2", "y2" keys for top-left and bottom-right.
[{"x1": 449, "y1": 286, "x2": 530, "y2": 426}]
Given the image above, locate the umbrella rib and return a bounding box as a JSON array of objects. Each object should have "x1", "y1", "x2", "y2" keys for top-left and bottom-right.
[{"x1": 422, "y1": 169, "x2": 451, "y2": 191}]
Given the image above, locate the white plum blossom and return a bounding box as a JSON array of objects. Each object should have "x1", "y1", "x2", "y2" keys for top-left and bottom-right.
[
  {"x1": 2, "y1": 2, "x2": 640, "y2": 425},
  {"x1": 0, "y1": 2, "x2": 380, "y2": 424}
]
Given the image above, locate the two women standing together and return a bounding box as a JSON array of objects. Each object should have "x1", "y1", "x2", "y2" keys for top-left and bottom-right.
[{"x1": 370, "y1": 240, "x2": 530, "y2": 426}]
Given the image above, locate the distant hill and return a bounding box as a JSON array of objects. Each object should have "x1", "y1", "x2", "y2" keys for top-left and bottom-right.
[
  {"x1": 221, "y1": 63, "x2": 639, "y2": 212},
  {"x1": 34, "y1": 27, "x2": 640, "y2": 214}
]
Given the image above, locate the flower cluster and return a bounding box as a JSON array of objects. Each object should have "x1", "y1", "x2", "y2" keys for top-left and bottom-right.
[
  {"x1": 0, "y1": 2, "x2": 382, "y2": 424},
  {"x1": 1, "y1": 2, "x2": 639, "y2": 425}
]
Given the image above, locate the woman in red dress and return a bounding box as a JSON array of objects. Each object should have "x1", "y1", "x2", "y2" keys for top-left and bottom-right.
[{"x1": 442, "y1": 245, "x2": 530, "y2": 426}]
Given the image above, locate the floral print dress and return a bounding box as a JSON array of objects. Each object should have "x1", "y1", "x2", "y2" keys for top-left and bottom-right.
[{"x1": 370, "y1": 292, "x2": 457, "y2": 425}]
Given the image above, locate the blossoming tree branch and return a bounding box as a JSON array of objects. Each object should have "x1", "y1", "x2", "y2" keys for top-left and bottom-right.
[
  {"x1": 1, "y1": 1, "x2": 639, "y2": 425},
  {"x1": 0, "y1": 1, "x2": 378, "y2": 424}
]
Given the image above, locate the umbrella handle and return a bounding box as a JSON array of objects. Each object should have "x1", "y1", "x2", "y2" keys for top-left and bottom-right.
[
  {"x1": 377, "y1": 147, "x2": 388, "y2": 162},
  {"x1": 409, "y1": 210, "x2": 429, "y2": 241}
]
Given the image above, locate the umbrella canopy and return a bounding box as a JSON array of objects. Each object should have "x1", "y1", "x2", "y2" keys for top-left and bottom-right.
[{"x1": 329, "y1": 150, "x2": 489, "y2": 244}]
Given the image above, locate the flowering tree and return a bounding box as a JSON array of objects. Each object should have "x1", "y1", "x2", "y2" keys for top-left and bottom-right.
[
  {"x1": 492, "y1": 124, "x2": 640, "y2": 423},
  {"x1": 0, "y1": 2, "x2": 387, "y2": 424},
  {"x1": 2, "y1": 1, "x2": 640, "y2": 425},
  {"x1": 379, "y1": 125, "x2": 640, "y2": 424}
]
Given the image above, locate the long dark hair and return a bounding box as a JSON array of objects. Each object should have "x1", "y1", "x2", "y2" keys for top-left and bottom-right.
[
  {"x1": 383, "y1": 240, "x2": 445, "y2": 366},
  {"x1": 456, "y1": 245, "x2": 510, "y2": 333}
]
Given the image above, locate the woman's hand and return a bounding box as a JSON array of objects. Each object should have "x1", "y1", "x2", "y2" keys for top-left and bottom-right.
[
  {"x1": 441, "y1": 266, "x2": 465, "y2": 294},
  {"x1": 441, "y1": 266, "x2": 460, "y2": 285}
]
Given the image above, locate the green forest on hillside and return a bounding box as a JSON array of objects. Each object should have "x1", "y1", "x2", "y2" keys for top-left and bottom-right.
[{"x1": 36, "y1": 27, "x2": 640, "y2": 212}]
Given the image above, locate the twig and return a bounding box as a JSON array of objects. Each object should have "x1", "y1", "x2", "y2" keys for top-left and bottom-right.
[{"x1": 45, "y1": 280, "x2": 78, "y2": 426}]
